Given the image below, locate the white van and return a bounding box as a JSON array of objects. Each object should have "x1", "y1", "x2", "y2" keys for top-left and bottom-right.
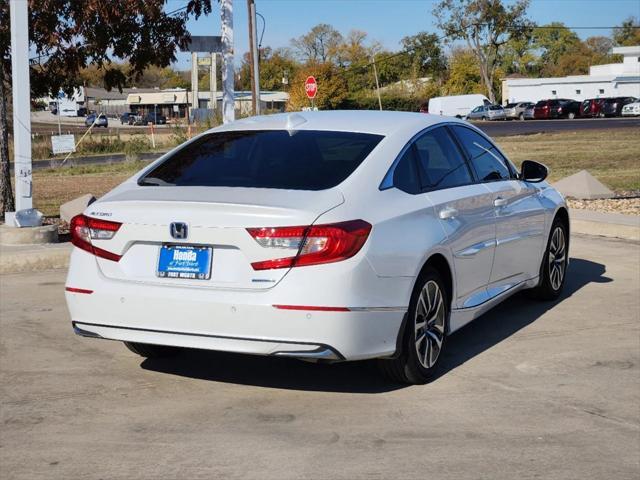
[{"x1": 428, "y1": 94, "x2": 491, "y2": 118}]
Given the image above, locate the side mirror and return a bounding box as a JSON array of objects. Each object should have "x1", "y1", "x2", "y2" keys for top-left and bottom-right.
[{"x1": 520, "y1": 160, "x2": 548, "y2": 183}]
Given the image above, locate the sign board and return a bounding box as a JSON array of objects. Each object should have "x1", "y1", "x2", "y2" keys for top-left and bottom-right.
[
  {"x1": 183, "y1": 36, "x2": 222, "y2": 53},
  {"x1": 305, "y1": 76, "x2": 318, "y2": 99},
  {"x1": 51, "y1": 134, "x2": 76, "y2": 155}
]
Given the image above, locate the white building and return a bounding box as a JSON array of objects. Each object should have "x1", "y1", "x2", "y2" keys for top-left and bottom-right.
[{"x1": 502, "y1": 45, "x2": 640, "y2": 104}]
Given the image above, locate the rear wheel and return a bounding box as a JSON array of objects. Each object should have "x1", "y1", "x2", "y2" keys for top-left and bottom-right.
[
  {"x1": 568, "y1": 112, "x2": 576, "y2": 119},
  {"x1": 378, "y1": 268, "x2": 448, "y2": 384},
  {"x1": 124, "y1": 342, "x2": 181, "y2": 358},
  {"x1": 529, "y1": 218, "x2": 568, "y2": 300},
  {"x1": 481, "y1": 116, "x2": 487, "y2": 121},
  {"x1": 519, "y1": 113, "x2": 525, "y2": 121}
]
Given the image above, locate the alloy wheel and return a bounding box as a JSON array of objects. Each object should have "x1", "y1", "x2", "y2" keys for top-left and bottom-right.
[
  {"x1": 548, "y1": 226, "x2": 566, "y2": 290},
  {"x1": 414, "y1": 280, "x2": 446, "y2": 369}
]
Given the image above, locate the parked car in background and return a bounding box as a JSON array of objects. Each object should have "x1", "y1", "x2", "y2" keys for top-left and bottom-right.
[
  {"x1": 428, "y1": 94, "x2": 490, "y2": 118},
  {"x1": 533, "y1": 99, "x2": 580, "y2": 119},
  {"x1": 601, "y1": 97, "x2": 638, "y2": 117},
  {"x1": 65, "y1": 110, "x2": 569, "y2": 384},
  {"x1": 85, "y1": 113, "x2": 108, "y2": 128},
  {"x1": 144, "y1": 112, "x2": 167, "y2": 125},
  {"x1": 523, "y1": 104, "x2": 535, "y2": 120},
  {"x1": 621, "y1": 101, "x2": 640, "y2": 116},
  {"x1": 466, "y1": 104, "x2": 506, "y2": 121},
  {"x1": 580, "y1": 98, "x2": 606, "y2": 118},
  {"x1": 120, "y1": 112, "x2": 136, "y2": 125},
  {"x1": 504, "y1": 102, "x2": 534, "y2": 120}
]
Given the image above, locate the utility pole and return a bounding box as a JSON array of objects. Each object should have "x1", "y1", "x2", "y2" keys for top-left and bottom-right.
[
  {"x1": 247, "y1": 0, "x2": 256, "y2": 115},
  {"x1": 190, "y1": 51, "x2": 199, "y2": 118},
  {"x1": 221, "y1": 0, "x2": 235, "y2": 124},
  {"x1": 371, "y1": 54, "x2": 382, "y2": 111},
  {"x1": 6, "y1": 0, "x2": 35, "y2": 225},
  {"x1": 247, "y1": 0, "x2": 261, "y2": 115}
]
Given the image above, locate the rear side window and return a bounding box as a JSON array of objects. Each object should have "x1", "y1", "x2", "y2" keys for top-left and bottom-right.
[
  {"x1": 413, "y1": 127, "x2": 473, "y2": 190},
  {"x1": 451, "y1": 126, "x2": 512, "y2": 182},
  {"x1": 393, "y1": 148, "x2": 420, "y2": 194},
  {"x1": 139, "y1": 130, "x2": 383, "y2": 190}
]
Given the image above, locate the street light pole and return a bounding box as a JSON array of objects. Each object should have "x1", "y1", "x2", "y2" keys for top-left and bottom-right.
[
  {"x1": 7, "y1": 0, "x2": 34, "y2": 224},
  {"x1": 371, "y1": 54, "x2": 382, "y2": 111}
]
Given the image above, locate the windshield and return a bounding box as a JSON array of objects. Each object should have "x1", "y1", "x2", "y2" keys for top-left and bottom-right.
[
  {"x1": 139, "y1": 129, "x2": 384, "y2": 190},
  {"x1": 505, "y1": 103, "x2": 517, "y2": 108}
]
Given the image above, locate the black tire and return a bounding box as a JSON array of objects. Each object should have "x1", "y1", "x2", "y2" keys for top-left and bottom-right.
[
  {"x1": 481, "y1": 116, "x2": 487, "y2": 121},
  {"x1": 378, "y1": 267, "x2": 449, "y2": 384},
  {"x1": 568, "y1": 112, "x2": 576, "y2": 120},
  {"x1": 519, "y1": 113, "x2": 525, "y2": 121},
  {"x1": 528, "y1": 217, "x2": 568, "y2": 301},
  {"x1": 124, "y1": 341, "x2": 181, "y2": 358}
]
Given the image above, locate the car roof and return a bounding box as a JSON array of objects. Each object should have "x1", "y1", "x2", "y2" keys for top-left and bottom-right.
[{"x1": 214, "y1": 110, "x2": 465, "y2": 136}]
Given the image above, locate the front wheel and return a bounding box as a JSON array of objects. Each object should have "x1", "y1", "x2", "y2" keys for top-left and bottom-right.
[
  {"x1": 568, "y1": 112, "x2": 576, "y2": 119},
  {"x1": 124, "y1": 342, "x2": 182, "y2": 358},
  {"x1": 519, "y1": 113, "x2": 525, "y2": 121},
  {"x1": 529, "y1": 218, "x2": 568, "y2": 300},
  {"x1": 378, "y1": 268, "x2": 448, "y2": 384}
]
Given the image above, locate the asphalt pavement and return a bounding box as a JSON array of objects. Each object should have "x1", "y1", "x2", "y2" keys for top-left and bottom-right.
[{"x1": 1, "y1": 234, "x2": 639, "y2": 479}]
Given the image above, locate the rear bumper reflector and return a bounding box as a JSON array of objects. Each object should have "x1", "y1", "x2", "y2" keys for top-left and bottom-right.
[
  {"x1": 65, "y1": 287, "x2": 94, "y2": 294},
  {"x1": 272, "y1": 305, "x2": 351, "y2": 312}
]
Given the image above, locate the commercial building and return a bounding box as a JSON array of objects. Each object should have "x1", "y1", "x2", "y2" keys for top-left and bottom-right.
[
  {"x1": 502, "y1": 45, "x2": 640, "y2": 104},
  {"x1": 126, "y1": 90, "x2": 289, "y2": 119}
]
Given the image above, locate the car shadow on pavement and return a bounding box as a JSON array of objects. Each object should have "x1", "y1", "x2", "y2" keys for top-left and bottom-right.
[
  {"x1": 141, "y1": 257, "x2": 610, "y2": 393},
  {"x1": 434, "y1": 257, "x2": 612, "y2": 381}
]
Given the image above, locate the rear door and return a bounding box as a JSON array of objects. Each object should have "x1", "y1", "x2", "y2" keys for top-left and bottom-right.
[
  {"x1": 412, "y1": 126, "x2": 496, "y2": 309},
  {"x1": 450, "y1": 125, "x2": 546, "y2": 294}
]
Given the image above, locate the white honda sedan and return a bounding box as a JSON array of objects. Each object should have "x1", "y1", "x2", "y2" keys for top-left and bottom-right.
[{"x1": 65, "y1": 111, "x2": 569, "y2": 384}]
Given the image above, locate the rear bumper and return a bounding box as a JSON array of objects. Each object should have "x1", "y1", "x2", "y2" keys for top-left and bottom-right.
[{"x1": 65, "y1": 249, "x2": 409, "y2": 361}]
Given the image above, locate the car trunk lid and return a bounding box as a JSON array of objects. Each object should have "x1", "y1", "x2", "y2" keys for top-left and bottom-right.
[{"x1": 88, "y1": 186, "x2": 344, "y2": 290}]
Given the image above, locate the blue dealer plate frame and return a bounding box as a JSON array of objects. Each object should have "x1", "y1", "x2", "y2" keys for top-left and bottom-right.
[{"x1": 157, "y1": 244, "x2": 212, "y2": 280}]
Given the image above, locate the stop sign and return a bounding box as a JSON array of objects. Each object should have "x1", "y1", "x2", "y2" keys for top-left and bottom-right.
[{"x1": 305, "y1": 76, "x2": 318, "y2": 99}]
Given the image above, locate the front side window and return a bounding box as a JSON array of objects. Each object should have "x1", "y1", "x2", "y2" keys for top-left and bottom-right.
[
  {"x1": 451, "y1": 126, "x2": 512, "y2": 182},
  {"x1": 413, "y1": 127, "x2": 473, "y2": 190},
  {"x1": 139, "y1": 130, "x2": 383, "y2": 191}
]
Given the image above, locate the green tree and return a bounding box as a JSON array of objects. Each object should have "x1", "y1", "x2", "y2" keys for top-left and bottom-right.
[
  {"x1": 613, "y1": 16, "x2": 640, "y2": 46},
  {"x1": 0, "y1": 0, "x2": 212, "y2": 218},
  {"x1": 400, "y1": 32, "x2": 447, "y2": 79},
  {"x1": 533, "y1": 22, "x2": 581, "y2": 75},
  {"x1": 290, "y1": 24, "x2": 343, "y2": 63},
  {"x1": 443, "y1": 48, "x2": 483, "y2": 95},
  {"x1": 434, "y1": 0, "x2": 533, "y2": 103}
]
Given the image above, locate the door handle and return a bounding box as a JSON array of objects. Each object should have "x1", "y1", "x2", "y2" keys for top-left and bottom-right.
[
  {"x1": 439, "y1": 206, "x2": 458, "y2": 220},
  {"x1": 494, "y1": 197, "x2": 508, "y2": 208}
]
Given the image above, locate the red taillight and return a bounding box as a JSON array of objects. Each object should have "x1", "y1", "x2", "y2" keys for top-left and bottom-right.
[
  {"x1": 247, "y1": 220, "x2": 372, "y2": 270},
  {"x1": 70, "y1": 214, "x2": 122, "y2": 262}
]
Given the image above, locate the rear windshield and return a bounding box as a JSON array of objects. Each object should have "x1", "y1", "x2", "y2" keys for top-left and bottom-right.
[
  {"x1": 489, "y1": 105, "x2": 502, "y2": 110},
  {"x1": 505, "y1": 103, "x2": 517, "y2": 108},
  {"x1": 535, "y1": 101, "x2": 547, "y2": 107},
  {"x1": 139, "y1": 130, "x2": 384, "y2": 190}
]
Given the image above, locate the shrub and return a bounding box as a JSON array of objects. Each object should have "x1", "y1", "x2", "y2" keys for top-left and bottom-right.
[{"x1": 124, "y1": 135, "x2": 152, "y2": 161}]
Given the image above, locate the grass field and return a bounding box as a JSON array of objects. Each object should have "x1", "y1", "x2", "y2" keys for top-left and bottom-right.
[
  {"x1": 30, "y1": 128, "x2": 640, "y2": 216},
  {"x1": 498, "y1": 128, "x2": 640, "y2": 192}
]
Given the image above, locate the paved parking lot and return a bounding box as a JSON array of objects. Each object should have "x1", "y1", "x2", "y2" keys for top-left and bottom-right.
[{"x1": 1, "y1": 234, "x2": 638, "y2": 479}]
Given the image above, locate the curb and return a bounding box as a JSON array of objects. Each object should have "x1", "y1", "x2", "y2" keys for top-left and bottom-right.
[{"x1": 0, "y1": 243, "x2": 72, "y2": 275}]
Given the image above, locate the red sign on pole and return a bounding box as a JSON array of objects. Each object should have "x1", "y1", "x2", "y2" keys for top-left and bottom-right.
[{"x1": 305, "y1": 76, "x2": 318, "y2": 99}]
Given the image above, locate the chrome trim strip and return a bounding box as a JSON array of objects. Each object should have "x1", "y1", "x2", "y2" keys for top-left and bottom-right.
[
  {"x1": 273, "y1": 348, "x2": 341, "y2": 361},
  {"x1": 454, "y1": 239, "x2": 496, "y2": 258},
  {"x1": 348, "y1": 306, "x2": 408, "y2": 312}
]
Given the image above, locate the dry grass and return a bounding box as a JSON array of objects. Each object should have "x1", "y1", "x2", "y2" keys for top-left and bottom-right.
[
  {"x1": 495, "y1": 128, "x2": 640, "y2": 192},
  {"x1": 29, "y1": 128, "x2": 640, "y2": 217}
]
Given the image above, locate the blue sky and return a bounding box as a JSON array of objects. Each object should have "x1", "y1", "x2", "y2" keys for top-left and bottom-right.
[{"x1": 171, "y1": 0, "x2": 640, "y2": 69}]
